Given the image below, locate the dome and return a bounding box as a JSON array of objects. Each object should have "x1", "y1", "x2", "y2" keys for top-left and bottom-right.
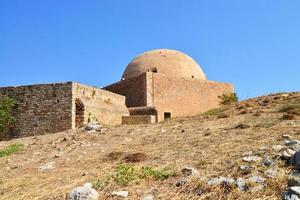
[{"x1": 122, "y1": 49, "x2": 206, "y2": 80}]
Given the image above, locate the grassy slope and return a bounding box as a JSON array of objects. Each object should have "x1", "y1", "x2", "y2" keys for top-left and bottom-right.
[{"x1": 0, "y1": 92, "x2": 299, "y2": 200}]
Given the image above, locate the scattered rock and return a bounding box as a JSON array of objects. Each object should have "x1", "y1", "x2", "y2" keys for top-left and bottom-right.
[
  {"x1": 239, "y1": 165, "x2": 252, "y2": 174},
  {"x1": 265, "y1": 169, "x2": 277, "y2": 178},
  {"x1": 288, "y1": 171, "x2": 300, "y2": 187},
  {"x1": 85, "y1": 122, "x2": 102, "y2": 132},
  {"x1": 234, "y1": 123, "x2": 250, "y2": 129},
  {"x1": 282, "y1": 149, "x2": 296, "y2": 160},
  {"x1": 236, "y1": 178, "x2": 248, "y2": 191},
  {"x1": 175, "y1": 178, "x2": 188, "y2": 187},
  {"x1": 285, "y1": 140, "x2": 300, "y2": 147},
  {"x1": 194, "y1": 188, "x2": 203, "y2": 196},
  {"x1": 242, "y1": 151, "x2": 253, "y2": 156},
  {"x1": 207, "y1": 177, "x2": 235, "y2": 186},
  {"x1": 242, "y1": 156, "x2": 262, "y2": 162},
  {"x1": 182, "y1": 166, "x2": 199, "y2": 177},
  {"x1": 283, "y1": 134, "x2": 293, "y2": 139},
  {"x1": 112, "y1": 190, "x2": 128, "y2": 198},
  {"x1": 247, "y1": 175, "x2": 265, "y2": 184},
  {"x1": 283, "y1": 187, "x2": 300, "y2": 200},
  {"x1": 67, "y1": 183, "x2": 99, "y2": 200},
  {"x1": 262, "y1": 157, "x2": 274, "y2": 167},
  {"x1": 142, "y1": 194, "x2": 154, "y2": 200},
  {"x1": 272, "y1": 145, "x2": 285, "y2": 151},
  {"x1": 259, "y1": 146, "x2": 268, "y2": 152},
  {"x1": 291, "y1": 151, "x2": 300, "y2": 169},
  {"x1": 160, "y1": 128, "x2": 166, "y2": 133},
  {"x1": 38, "y1": 162, "x2": 55, "y2": 171}
]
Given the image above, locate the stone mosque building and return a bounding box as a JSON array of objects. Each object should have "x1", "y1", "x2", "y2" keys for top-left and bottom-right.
[{"x1": 0, "y1": 49, "x2": 233, "y2": 139}]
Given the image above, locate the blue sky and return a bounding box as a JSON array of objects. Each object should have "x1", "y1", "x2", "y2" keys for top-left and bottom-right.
[{"x1": 0, "y1": 1, "x2": 299, "y2": 100}]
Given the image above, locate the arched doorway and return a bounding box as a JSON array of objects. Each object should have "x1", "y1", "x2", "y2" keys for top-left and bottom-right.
[{"x1": 75, "y1": 99, "x2": 85, "y2": 128}]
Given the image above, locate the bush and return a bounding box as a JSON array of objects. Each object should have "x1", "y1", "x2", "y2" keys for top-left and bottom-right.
[
  {"x1": 113, "y1": 164, "x2": 176, "y2": 185},
  {"x1": 0, "y1": 97, "x2": 15, "y2": 137},
  {"x1": 218, "y1": 93, "x2": 238, "y2": 105}
]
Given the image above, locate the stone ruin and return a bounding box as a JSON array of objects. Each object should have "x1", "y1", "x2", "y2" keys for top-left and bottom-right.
[{"x1": 0, "y1": 49, "x2": 234, "y2": 139}]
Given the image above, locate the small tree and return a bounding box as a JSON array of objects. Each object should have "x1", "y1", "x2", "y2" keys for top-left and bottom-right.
[
  {"x1": 0, "y1": 97, "x2": 15, "y2": 137},
  {"x1": 218, "y1": 93, "x2": 238, "y2": 105}
]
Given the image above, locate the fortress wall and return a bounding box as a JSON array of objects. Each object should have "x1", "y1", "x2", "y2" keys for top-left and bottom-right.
[
  {"x1": 152, "y1": 74, "x2": 234, "y2": 122},
  {"x1": 103, "y1": 73, "x2": 147, "y2": 107},
  {"x1": 72, "y1": 82, "x2": 129, "y2": 126},
  {"x1": 0, "y1": 82, "x2": 73, "y2": 139}
]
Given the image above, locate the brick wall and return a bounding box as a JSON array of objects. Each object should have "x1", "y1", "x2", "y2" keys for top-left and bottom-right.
[
  {"x1": 0, "y1": 82, "x2": 73, "y2": 138},
  {"x1": 150, "y1": 73, "x2": 234, "y2": 121},
  {"x1": 104, "y1": 74, "x2": 147, "y2": 107},
  {"x1": 72, "y1": 82, "x2": 129, "y2": 126}
]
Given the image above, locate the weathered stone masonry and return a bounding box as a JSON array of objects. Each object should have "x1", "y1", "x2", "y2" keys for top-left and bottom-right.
[{"x1": 0, "y1": 82, "x2": 128, "y2": 139}]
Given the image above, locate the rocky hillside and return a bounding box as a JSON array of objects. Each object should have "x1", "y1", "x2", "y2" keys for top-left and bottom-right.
[{"x1": 0, "y1": 92, "x2": 300, "y2": 200}]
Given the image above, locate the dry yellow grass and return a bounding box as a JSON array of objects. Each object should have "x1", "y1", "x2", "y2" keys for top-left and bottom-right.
[{"x1": 0, "y1": 92, "x2": 299, "y2": 199}]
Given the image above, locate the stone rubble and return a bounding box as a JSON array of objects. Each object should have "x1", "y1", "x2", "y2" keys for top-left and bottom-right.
[{"x1": 66, "y1": 183, "x2": 99, "y2": 200}]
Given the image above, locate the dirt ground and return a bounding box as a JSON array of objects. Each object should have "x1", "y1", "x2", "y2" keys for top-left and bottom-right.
[{"x1": 0, "y1": 92, "x2": 299, "y2": 200}]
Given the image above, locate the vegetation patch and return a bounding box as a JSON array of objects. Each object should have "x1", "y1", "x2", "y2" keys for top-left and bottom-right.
[
  {"x1": 277, "y1": 103, "x2": 300, "y2": 115},
  {"x1": 219, "y1": 93, "x2": 238, "y2": 105},
  {"x1": 0, "y1": 143, "x2": 24, "y2": 158},
  {"x1": 202, "y1": 108, "x2": 223, "y2": 117},
  {"x1": 0, "y1": 97, "x2": 15, "y2": 138},
  {"x1": 113, "y1": 163, "x2": 176, "y2": 185}
]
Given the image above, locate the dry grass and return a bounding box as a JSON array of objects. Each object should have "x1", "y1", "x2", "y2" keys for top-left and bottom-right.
[{"x1": 0, "y1": 92, "x2": 299, "y2": 199}]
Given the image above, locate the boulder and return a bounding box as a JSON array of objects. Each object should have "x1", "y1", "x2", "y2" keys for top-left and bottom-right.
[
  {"x1": 67, "y1": 183, "x2": 99, "y2": 200},
  {"x1": 291, "y1": 151, "x2": 300, "y2": 169},
  {"x1": 283, "y1": 187, "x2": 300, "y2": 200},
  {"x1": 282, "y1": 149, "x2": 296, "y2": 160},
  {"x1": 85, "y1": 123, "x2": 102, "y2": 132},
  {"x1": 289, "y1": 171, "x2": 300, "y2": 187}
]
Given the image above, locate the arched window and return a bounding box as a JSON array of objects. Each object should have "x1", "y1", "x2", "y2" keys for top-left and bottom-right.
[{"x1": 151, "y1": 67, "x2": 158, "y2": 73}]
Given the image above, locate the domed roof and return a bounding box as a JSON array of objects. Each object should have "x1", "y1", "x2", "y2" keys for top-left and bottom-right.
[{"x1": 122, "y1": 49, "x2": 206, "y2": 80}]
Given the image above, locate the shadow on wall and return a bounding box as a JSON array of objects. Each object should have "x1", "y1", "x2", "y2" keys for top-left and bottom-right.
[{"x1": 75, "y1": 99, "x2": 85, "y2": 128}]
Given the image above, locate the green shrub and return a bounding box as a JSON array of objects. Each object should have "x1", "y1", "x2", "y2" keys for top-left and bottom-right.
[
  {"x1": 140, "y1": 166, "x2": 175, "y2": 180},
  {"x1": 0, "y1": 143, "x2": 24, "y2": 157},
  {"x1": 218, "y1": 93, "x2": 238, "y2": 105},
  {"x1": 112, "y1": 164, "x2": 176, "y2": 185},
  {"x1": 114, "y1": 163, "x2": 137, "y2": 185},
  {"x1": 0, "y1": 97, "x2": 15, "y2": 137}
]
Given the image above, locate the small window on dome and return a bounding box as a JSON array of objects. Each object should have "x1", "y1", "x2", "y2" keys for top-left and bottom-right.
[
  {"x1": 192, "y1": 75, "x2": 194, "y2": 78},
  {"x1": 151, "y1": 67, "x2": 158, "y2": 73}
]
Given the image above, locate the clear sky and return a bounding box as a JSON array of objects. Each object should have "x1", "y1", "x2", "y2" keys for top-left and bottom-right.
[{"x1": 0, "y1": 1, "x2": 299, "y2": 100}]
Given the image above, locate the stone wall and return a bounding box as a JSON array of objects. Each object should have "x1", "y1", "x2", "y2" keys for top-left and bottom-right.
[
  {"x1": 150, "y1": 73, "x2": 234, "y2": 122},
  {"x1": 104, "y1": 73, "x2": 147, "y2": 107},
  {"x1": 122, "y1": 115, "x2": 156, "y2": 125},
  {"x1": 72, "y1": 82, "x2": 129, "y2": 127},
  {"x1": 0, "y1": 82, "x2": 73, "y2": 138}
]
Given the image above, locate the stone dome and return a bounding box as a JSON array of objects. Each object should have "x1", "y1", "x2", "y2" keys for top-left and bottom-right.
[{"x1": 122, "y1": 49, "x2": 206, "y2": 80}]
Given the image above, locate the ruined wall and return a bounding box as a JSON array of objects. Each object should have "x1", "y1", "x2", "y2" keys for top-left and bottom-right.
[
  {"x1": 0, "y1": 83, "x2": 73, "y2": 138},
  {"x1": 103, "y1": 73, "x2": 147, "y2": 107},
  {"x1": 122, "y1": 115, "x2": 156, "y2": 125},
  {"x1": 72, "y1": 82, "x2": 129, "y2": 127},
  {"x1": 150, "y1": 73, "x2": 234, "y2": 122}
]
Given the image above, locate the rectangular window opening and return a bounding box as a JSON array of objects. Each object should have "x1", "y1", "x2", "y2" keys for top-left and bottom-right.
[{"x1": 164, "y1": 112, "x2": 171, "y2": 120}]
